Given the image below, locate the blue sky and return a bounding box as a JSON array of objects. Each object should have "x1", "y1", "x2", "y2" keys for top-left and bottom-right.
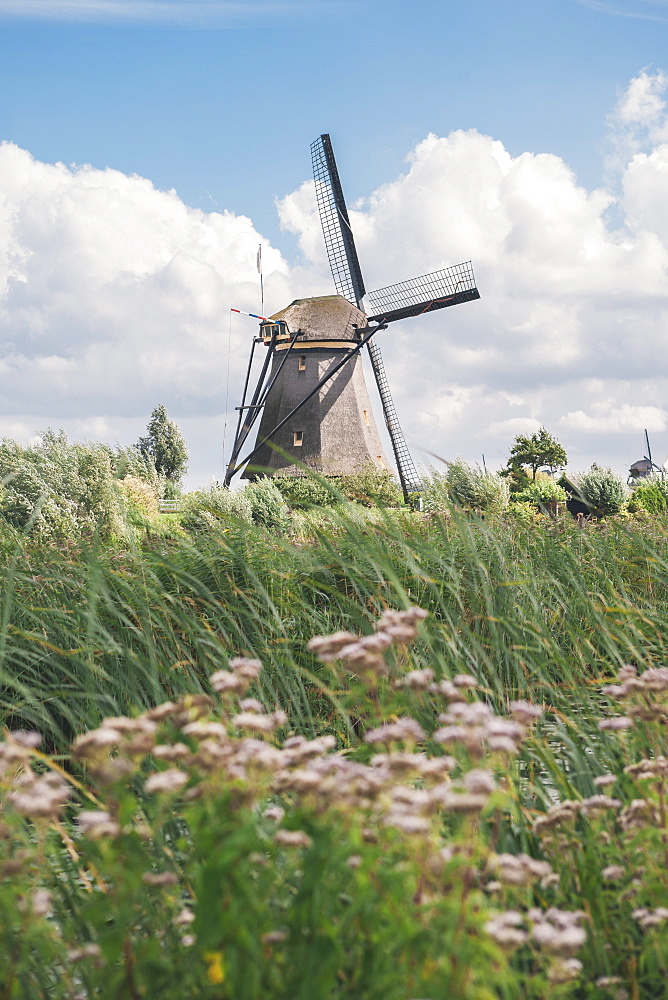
[
  {"x1": 2, "y1": 0, "x2": 668, "y2": 484},
  {"x1": 2, "y1": 0, "x2": 664, "y2": 240}
]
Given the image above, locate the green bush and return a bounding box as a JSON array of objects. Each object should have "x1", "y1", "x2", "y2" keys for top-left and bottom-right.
[
  {"x1": 0, "y1": 431, "x2": 127, "y2": 540},
  {"x1": 272, "y1": 474, "x2": 339, "y2": 508},
  {"x1": 576, "y1": 465, "x2": 627, "y2": 517},
  {"x1": 337, "y1": 465, "x2": 404, "y2": 507},
  {"x1": 423, "y1": 460, "x2": 510, "y2": 514},
  {"x1": 179, "y1": 484, "x2": 253, "y2": 534},
  {"x1": 108, "y1": 444, "x2": 160, "y2": 491},
  {"x1": 181, "y1": 484, "x2": 253, "y2": 523},
  {"x1": 244, "y1": 477, "x2": 292, "y2": 532},
  {"x1": 507, "y1": 498, "x2": 544, "y2": 524},
  {"x1": 118, "y1": 476, "x2": 160, "y2": 525},
  {"x1": 514, "y1": 478, "x2": 567, "y2": 509},
  {"x1": 627, "y1": 477, "x2": 668, "y2": 514},
  {"x1": 244, "y1": 467, "x2": 402, "y2": 511}
]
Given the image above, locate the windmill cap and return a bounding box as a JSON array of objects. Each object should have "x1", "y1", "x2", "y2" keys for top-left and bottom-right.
[{"x1": 269, "y1": 294, "x2": 366, "y2": 342}]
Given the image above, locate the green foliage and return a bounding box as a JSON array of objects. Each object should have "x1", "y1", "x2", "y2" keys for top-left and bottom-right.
[
  {"x1": 179, "y1": 483, "x2": 253, "y2": 534},
  {"x1": 256, "y1": 467, "x2": 402, "y2": 511},
  {"x1": 0, "y1": 430, "x2": 127, "y2": 540},
  {"x1": 513, "y1": 478, "x2": 567, "y2": 509},
  {"x1": 118, "y1": 475, "x2": 160, "y2": 525},
  {"x1": 272, "y1": 474, "x2": 339, "y2": 508},
  {"x1": 577, "y1": 465, "x2": 627, "y2": 516},
  {"x1": 423, "y1": 459, "x2": 510, "y2": 514},
  {"x1": 0, "y1": 619, "x2": 565, "y2": 999},
  {"x1": 503, "y1": 427, "x2": 567, "y2": 487},
  {"x1": 529, "y1": 662, "x2": 668, "y2": 996},
  {"x1": 627, "y1": 476, "x2": 668, "y2": 514},
  {"x1": 137, "y1": 404, "x2": 188, "y2": 484},
  {"x1": 336, "y1": 465, "x2": 404, "y2": 507},
  {"x1": 4, "y1": 505, "x2": 668, "y2": 995},
  {"x1": 108, "y1": 444, "x2": 160, "y2": 490},
  {"x1": 5, "y1": 612, "x2": 668, "y2": 998},
  {"x1": 244, "y1": 476, "x2": 292, "y2": 532}
]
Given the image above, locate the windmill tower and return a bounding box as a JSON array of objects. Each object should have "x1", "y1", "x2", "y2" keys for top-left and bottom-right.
[{"x1": 224, "y1": 134, "x2": 480, "y2": 500}]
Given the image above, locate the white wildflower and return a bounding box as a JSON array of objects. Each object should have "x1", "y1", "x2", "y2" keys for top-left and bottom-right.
[
  {"x1": 508, "y1": 700, "x2": 542, "y2": 724},
  {"x1": 181, "y1": 721, "x2": 227, "y2": 740},
  {"x1": 275, "y1": 829, "x2": 312, "y2": 849},
  {"x1": 263, "y1": 805, "x2": 285, "y2": 823},
  {"x1": 31, "y1": 889, "x2": 52, "y2": 916},
  {"x1": 365, "y1": 718, "x2": 426, "y2": 745},
  {"x1": 8, "y1": 730, "x2": 42, "y2": 749},
  {"x1": 142, "y1": 871, "x2": 178, "y2": 886},
  {"x1": 239, "y1": 698, "x2": 264, "y2": 713},
  {"x1": 580, "y1": 795, "x2": 621, "y2": 814},
  {"x1": 485, "y1": 910, "x2": 527, "y2": 948},
  {"x1": 395, "y1": 668, "x2": 435, "y2": 689},
  {"x1": 262, "y1": 930, "x2": 288, "y2": 944},
  {"x1": 384, "y1": 813, "x2": 431, "y2": 834},
  {"x1": 602, "y1": 865, "x2": 626, "y2": 882},
  {"x1": 78, "y1": 810, "x2": 121, "y2": 839},
  {"x1": 548, "y1": 958, "x2": 582, "y2": 983},
  {"x1": 599, "y1": 717, "x2": 633, "y2": 731},
  {"x1": 67, "y1": 943, "x2": 101, "y2": 963},
  {"x1": 462, "y1": 769, "x2": 496, "y2": 795},
  {"x1": 144, "y1": 769, "x2": 188, "y2": 794}
]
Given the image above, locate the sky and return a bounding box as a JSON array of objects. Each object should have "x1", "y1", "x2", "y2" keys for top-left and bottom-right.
[{"x1": 2, "y1": 0, "x2": 668, "y2": 487}]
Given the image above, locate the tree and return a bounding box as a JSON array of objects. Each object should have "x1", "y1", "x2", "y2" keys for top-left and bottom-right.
[
  {"x1": 503, "y1": 427, "x2": 567, "y2": 489},
  {"x1": 137, "y1": 405, "x2": 188, "y2": 485}
]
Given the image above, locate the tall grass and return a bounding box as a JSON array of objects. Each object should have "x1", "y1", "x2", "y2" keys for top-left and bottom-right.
[{"x1": 1, "y1": 507, "x2": 667, "y2": 766}]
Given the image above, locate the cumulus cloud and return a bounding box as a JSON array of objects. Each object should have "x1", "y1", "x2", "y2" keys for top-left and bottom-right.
[
  {"x1": 0, "y1": 141, "x2": 295, "y2": 481},
  {"x1": 560, "y1": 402, "x2": 667, "y2": 433},
  {"x1": 278, "y1": 76, "x2": 668, "y2": 475},
  {"x1": 607, "y1": 68, "x2": 668, "y2": 176},
  {"x1": 3, "y1": 70, "x2": 668, "y2": 485}
]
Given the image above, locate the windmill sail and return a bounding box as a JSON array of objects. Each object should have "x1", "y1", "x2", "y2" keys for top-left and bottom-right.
[
  {"x1": 365, "y1": 262, "x2": 479, "y2": 324},
  {"x1": 311, "y1": 134, "x2": 366, "y2": 307},
  {"x1": 367, "y1": 338, "x2": 421, "y2": 495}
]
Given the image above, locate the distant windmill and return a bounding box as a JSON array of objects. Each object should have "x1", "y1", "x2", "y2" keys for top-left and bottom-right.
[
  {"x1": 224, "y1": 134, "x2": 480, "y2": 500},
  {"x1": 628, "y1": 429, "x2": 664, "y2": 482}
]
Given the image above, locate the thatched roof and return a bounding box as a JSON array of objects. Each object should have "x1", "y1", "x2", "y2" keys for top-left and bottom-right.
[{"x1": 270, "y1": 295, "x2": 366, "y2": 342}]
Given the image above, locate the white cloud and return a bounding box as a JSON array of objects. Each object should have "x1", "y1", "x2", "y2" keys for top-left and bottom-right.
[
  {"x1": 607, "y1": 69, "x2": 668, "y2": 173},
  {"x1": 615, "y1": 69, "x2": 668, "y2": 127},
  {"x1": 0, "y1": 142, "x2": 294, "y2": 482},
  {"x1": 0, "y1": 0, "x2": 335, "y2": 24},
  {"x1": 575, "y1": 1, "x2": 668, "y2": 23},
  {"x1": 279, "y1": 91, "x2": 668, "y2": 477},
  {"x1": 4, "y1": 73, "x2": 668, "y2": 486},
  {"x1": 560, "y1": 402, "x2": 667, "y2": 433}
]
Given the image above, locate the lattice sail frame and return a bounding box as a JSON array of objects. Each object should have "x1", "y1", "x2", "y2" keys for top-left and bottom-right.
[
  {"x1": 365, "y1": 261, "x2": 479, "y2": 324},
  {"x1": 311, "y1": 134, "x2": 365, "y2": 307},
  {"x1": 367, "y1": 339, "x2": 422, "y2": 496}
]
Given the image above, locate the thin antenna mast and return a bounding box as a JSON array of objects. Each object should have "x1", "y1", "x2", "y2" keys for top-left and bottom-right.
[{"x1": 257, "y1": 244, "x2": 264, "y2": 315}]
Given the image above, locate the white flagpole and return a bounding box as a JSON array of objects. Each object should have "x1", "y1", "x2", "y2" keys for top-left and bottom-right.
[{"x1": 257, "y1": 244, "x2": 264, "y2": 315}]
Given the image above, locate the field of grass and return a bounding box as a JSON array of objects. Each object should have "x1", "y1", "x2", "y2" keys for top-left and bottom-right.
[{"x1": 0, "y1": 506, "x2": 667, "y2": 997}]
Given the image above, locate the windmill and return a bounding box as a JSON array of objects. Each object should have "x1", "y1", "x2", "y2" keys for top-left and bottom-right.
[
  {"x1": 224, "y1": 134, "x2": 480, "y2": 500},
  {"x1": 628, "y1": 428, "x2": 664, "y2": 483}
]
